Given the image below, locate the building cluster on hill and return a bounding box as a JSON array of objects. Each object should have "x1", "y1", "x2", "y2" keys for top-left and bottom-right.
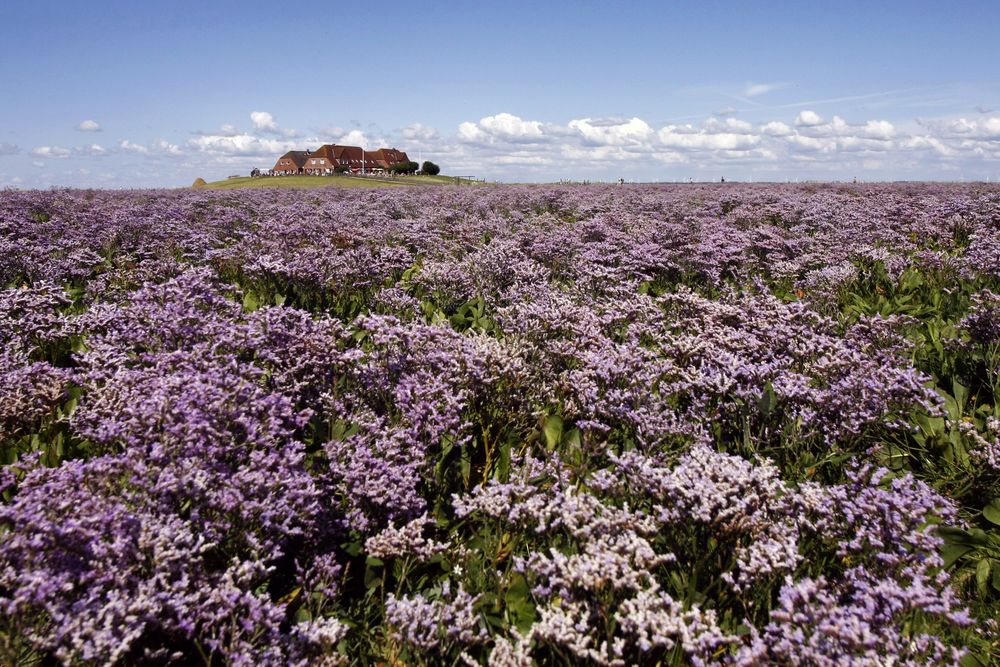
[{"x1": 270, "y1": 145, "x2": 411, "y2": 176}]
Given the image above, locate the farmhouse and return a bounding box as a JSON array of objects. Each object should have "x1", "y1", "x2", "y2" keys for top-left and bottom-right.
[
  {"x1": 276, "y1": 144, "x2": 411, "y2": 175},
  {"x1": 272, "y1": 150, "x2": 312, "y2": 175},
  {"x1": 365, "y1": 148, "x2": 409, "y2": 170}
]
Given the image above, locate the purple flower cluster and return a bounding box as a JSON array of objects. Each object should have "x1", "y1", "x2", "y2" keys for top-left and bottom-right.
[
  {"x1": 455, "y1": 448, "x2": 967, "y2": 665},
  {"x1": 1, "y1": 183, "x2": 996, "y2": 664}
]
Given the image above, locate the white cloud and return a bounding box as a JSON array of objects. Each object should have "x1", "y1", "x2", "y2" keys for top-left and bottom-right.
[
  {"x1": 250, "y1": 111, "x2": 278, "y2": 132},
  {"x1": 119, "y1": 140, "x2": 149, "y2": 154},
  {"x1": 31, "y1": 146, "x2": 72, "y2": 159},
  {"x1": 658, "y1": 126, "x2": 760, "y2": 151},
  {"x1": 744, "y1": 82, "x2": 785, "y2": 97},
  {"x1": 459, "y1": 113, "x2": 546, "y2": 144},
  {"x1": 440, "y1": 109, "x2": 978, "y2": 179},
  {"x1": 188, "y1": 133, "x2": 295, "y2": 157},
  {"x1": 704, "y1": 117, "x2": 754, "y2": 133},
  {"x1": 918, "y1": 116, "x2": 1000, "y2": 141},
  {"x1": 0, "y1": 142, "x2": 19, "y2": 155},
  {"x1": 250, "y1": 111, "x2": 298, "y2": 138},
  {"x1": 795, "y1": 110, "x2": 825, "y2": 127},
  {"x1": 337, "y1": 129, "x2": 369, "y2": 147},
  {"x1": 316, "y1": 126, "x2": 345, "y2": 140},
  {"x1": 786, "y1": 134, "x2": 837, "y2": 152},
  {"x1": 861, "y1": 120, "x2": 895, "y2": 140},
  {"x1": 713, "y1": 106, "x2": 738, "y2": 117},
  {"x1": 74, "y1": 144, "x2": 109, "y2": 157},
  {"x1": 948, "y1": 118, "x2": 977, "y2": 134},
  {"x1": 195, "y1": 124, "x2": 241, "y2": 137},
  {"x1": 23, "y1": 105, "x2": 1000, "y2": 188},
  {"x1": 401, "y1": 123, "x2": 440, "y2": 142},
  {"x1": 900, "y1": 135, "x2": 955, "y2": 156},
  {"x1": 481, "y1": 113, "x2": 545, "y2": 141},
  {"x1": 457, "y1": 121, "x2": 485, "y2": 143},
  {"x1": 569, "y1": 117, "x2": 654, "y2": 146},
  {"x1": 761, "y1": 121, "x2": 793, "y2": 137},
  {"x1": 118, "y1": 139, "x2": 183, "y2": 157},
  {"x1": 77, "y1": 119, "x2": 101, "y2": 132},
  {"x1": 152, "y1": 140, "x2": 183, "y2": 156}
]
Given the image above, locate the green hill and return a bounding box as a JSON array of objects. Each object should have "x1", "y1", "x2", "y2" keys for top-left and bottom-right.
[{"x1": 194, "y1": 174, "x2": 482, "y2": 190}]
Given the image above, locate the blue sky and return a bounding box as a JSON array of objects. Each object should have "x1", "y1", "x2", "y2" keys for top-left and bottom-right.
[{"x1": 1, "y1": 0, "x2": 999, "y2": 187}]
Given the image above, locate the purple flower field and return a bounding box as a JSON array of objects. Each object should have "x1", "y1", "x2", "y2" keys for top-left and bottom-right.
[{"x1": 1, "y1": 183, "x2": 999, "y2": 665}]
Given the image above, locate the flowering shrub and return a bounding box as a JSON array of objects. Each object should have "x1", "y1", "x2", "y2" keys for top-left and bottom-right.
[{"x1": 1, "y1": 183, "x2": 999, "y2": 665}]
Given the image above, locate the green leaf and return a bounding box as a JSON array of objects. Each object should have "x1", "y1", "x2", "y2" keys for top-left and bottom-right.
[
  {"x1": 341, "y1": 540, "x2": 363, "y2": 557},
  {"x1": 952, "y1": 380, "x2": 969, "y2": 410},
  {"x1": 364, "y1": 563, "x2": 382, "y2": 590},
  {"x1": 542, "y1": 415, "x2": 563, "y2": 451},
  {"x1": 941, "y1": 543, "x2": 973, "y2": 569},
  {"x1": 496, "y1": 440, "x2": 511, "y2": 481},
  {"x1": 242, "y1": 290, "x2": 261, "y2": 312},
  {"x1": 976, "y1": 558, "x2": 991, "y2": 597},
  {"x1": 505, "y1": 574, "x2": 537, "y2": 633},
  {"x1": 939, "y1": 525, "x2": 988, "y2": 548},
  {"x1": 983, "y1": 500, "x2": 1000, "y2": 527},
  {"x1": 757, "y1": 382, "x2": 777, "y2": 418}
]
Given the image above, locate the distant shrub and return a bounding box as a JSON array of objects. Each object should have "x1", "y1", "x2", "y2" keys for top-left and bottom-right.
[
  {"x1": 421, "y1": 161, "x2": 440, "y2": 176},
  {"x1": 389, "y1": 161, "x2": 419, "y2": 175}
]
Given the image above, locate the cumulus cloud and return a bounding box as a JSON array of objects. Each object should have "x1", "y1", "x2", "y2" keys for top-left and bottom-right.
[
  {"x1": 250, "y1": 111, "x2": 298, "y2": 138},
  {"x1": 0, "y1": 143, "x2": 19, "y2": 156},
  {"x1": 118, "y1": 139, "x2": 183, "y2": 157},
  {"x1": 976, "y1": 105, "x2": 994, "y2": 114},
  {"x1": 194, "y1": 124, "x2": 241, "y2": 137},
  {"x1": 77, "y1": 119, "x2": 101, "y2": 132},
  {"x1": 570, "y1": 117, "x2": 654, "y2": 146},
  {"x1": 74, "y1": 144, "x2": 109, "y2": 157},
  {"x1": 152, "y1": 140, "x2": 183, "y2": 157},
  {"x1": 795, "y1": 110, "x2": 825, "y2": 127},
  {"x1": 119, "y1": 140, "x2": 149, "y2": 154},
  {"x1": 457, "y1": 122, "x2": 485, "y2": 143},
  {"x1": 918, "y1": 116, "x2": 1000, "y2": 141},
  {"x1": 250, "y1": 111, "x2": 278, "y2": 132},
  {"x1": 317, "y1": 126, "x2": 345, "y2": 140},
  {"x1": 713, "y1": 106, "x2": 738, "y2": 117},
  {"x1": 481, "y1": 113, "x2": 545, "y2": 141},
  {"x1": 761, "y1": 121, "x2": 794, "y2": 137},
  {"x1": 658, "y1": 125, "x2": 760, "y2": 151},
  {"x1": 188, "y1": 133, "x2": 294, "y2": 157},
  {"x1": 401, "y1": 123, "x2": 440, "y2": 142},
  {"x1": 861, "y1": 120, "x2": 895, "y2": 140},
  {"x1": 337, "y1": 129, "x2": 369, "y2": 148},
  {"x1": 31, "y1": 146, "x2": 72, "y2": 159},
  {"x1": 52, "y1": 105, "x2": 1000, "y2": 187},
  {"x1": 459, "y1": 113, "x2": 548, "y2": 144},
  {"x1": 434, "y1": 106, "x2": 1000, "y2": 180},
  {"x1": 705, "y1": 117, "x2": 754, "y2": 132},
  {"x1": 900, "y1": 135, "x2": 955, "y2": 156}
]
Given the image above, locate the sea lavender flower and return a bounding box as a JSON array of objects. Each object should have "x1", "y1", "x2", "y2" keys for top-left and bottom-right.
[
  {"x1": 385, "y1": 583, "x2": 487, "y2": 652},
  {"x1": 365, "y1": 513, "x2": 450, "y2": 561}
]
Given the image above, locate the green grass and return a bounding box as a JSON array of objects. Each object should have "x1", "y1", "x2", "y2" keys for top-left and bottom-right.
[
  {"x1": 194, "y1": 174, "x2": 484, "y2": 190},
  {"x1": 195, "y1": 175, "x2": 405, "y2": 190}
]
